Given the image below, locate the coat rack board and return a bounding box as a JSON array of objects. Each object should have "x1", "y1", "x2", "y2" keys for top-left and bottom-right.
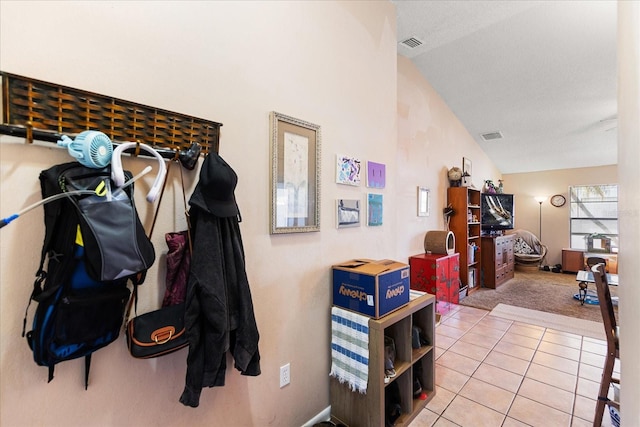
[{"x1": 0, "y1": 71, "x2": 222, "y2": 158}]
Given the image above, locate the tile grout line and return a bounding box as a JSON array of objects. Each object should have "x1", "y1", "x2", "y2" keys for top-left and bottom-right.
[
  {"x1": 432, "y1": 307, "x2": 487, "y2": 426},
  {"x1": 572, "y1": 335, "x2": 588, "y2": 425},
  {"x1": 493, "y1": 321, "x2": 544, "y2": 426},
  {"x1": 435, "y1": 308, "x2": 486, "y2": 427},
  {"x1": 437, "y1": 309, "x2": 584, "y2": 427},
  {"x1": 436, "y1": 309, "x2": 514, "y2": 426},
  {"x1": 428, "y1": 305, "x2": 610, "y2": 427}
]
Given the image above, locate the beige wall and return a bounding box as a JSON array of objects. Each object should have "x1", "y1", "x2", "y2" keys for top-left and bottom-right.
[
  {"x1": 1, "y1": 1, "x2": 638, "y2": 426},
  {"x1": 395, "y1": 56, "x2": 502, "y2": 258},
  {"x1": 0, "y1": 2, "x2": 401, "y2": 426},
  {"x1": 0, "y1": 2, "x2": 501, "y2": 425},
  {"x1": 503, "y1": 165, "x2": 618, "y2": 266}
]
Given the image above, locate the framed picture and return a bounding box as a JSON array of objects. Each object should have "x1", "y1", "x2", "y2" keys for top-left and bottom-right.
[
  {"x1": 270, "y1": 111, "x2": 321, "y2": 234},
  {"x1": 417, "y1": 187, "x2": 430, "y2": 217},
  {"x1": 366, "y1": 161, "x2": 386, "y2": 188},
  {"x1": 463, "y1": 157, "x2": 472, "y2": 177},
  {"x1": 337, "y1": 199, "x2": 361, "y2": 228},
  {"x1": 367, "y1": 193, "x2": 383, "y2": 226},
  {"x1": 336, "y1": 154, "x2": 361, "y2": 186}
]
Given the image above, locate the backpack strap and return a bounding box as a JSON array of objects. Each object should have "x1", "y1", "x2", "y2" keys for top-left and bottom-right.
[
  {"x1": 84, "y1": 354, "x2": 91, "y2": 390},
  {"x1": 22, "y1": 174, "x2": 66, "y2": 337}
]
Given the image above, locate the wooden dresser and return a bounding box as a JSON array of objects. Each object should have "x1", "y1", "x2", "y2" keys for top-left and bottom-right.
[{"x1": 481, "y1": 235, "x2": 515, "y2": 288}]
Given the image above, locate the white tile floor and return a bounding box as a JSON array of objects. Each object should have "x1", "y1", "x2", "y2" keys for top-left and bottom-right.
[{"x1": 409, "y1": 304, "x2": 618, "y2": 427}]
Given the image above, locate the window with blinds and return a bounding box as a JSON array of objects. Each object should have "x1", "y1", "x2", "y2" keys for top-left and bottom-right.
[{"x1": 569, "y1": 184, "x2": 618, "y2": 251}]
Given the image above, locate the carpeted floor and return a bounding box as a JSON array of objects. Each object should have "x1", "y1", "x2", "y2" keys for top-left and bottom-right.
[{"x1": 459, "y1": 269, "x2": 617, "y2": 323}]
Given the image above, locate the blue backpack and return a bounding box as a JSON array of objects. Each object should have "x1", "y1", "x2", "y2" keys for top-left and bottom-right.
[{"x1": 24, "y1": 162, "x2": 155, "y2": 388}]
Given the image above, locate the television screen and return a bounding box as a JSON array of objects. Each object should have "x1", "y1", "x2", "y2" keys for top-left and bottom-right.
[{"x1": 481, "y1": 193, "x2": 515, "y2": 231}]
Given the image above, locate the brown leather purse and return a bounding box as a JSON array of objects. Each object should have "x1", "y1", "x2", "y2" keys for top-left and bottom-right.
[
  {"x1": 126, "y1": 157, "x2": 192, "y2": 359},
  {"x1": 126, "y1": 301, "x2": 187, "y2": 358}
]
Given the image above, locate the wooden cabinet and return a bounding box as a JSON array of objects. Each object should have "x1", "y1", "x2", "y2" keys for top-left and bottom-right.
[
  {"x1": 562, "y1": 248, "x2": 585, "y2": 273},
  {"x1": 447, "y1": 187, "x2": 481, "y2": 291},
  {"x1": 409, "y1": 253, "x2": 460, "y2": 306},
  {"x1": 481, "y1": 235, "x2": 515, "y2": 288},
  {"x1": 562, "y1": 249, "x2": 619, "y2": 274},
  {"x1": 330, "y1": 293, "x2": 436, "y2": 427}
]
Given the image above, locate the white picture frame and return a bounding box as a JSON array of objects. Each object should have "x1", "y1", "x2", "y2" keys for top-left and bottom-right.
[{"x1": 417, "y1": 187, "x2": 430, "y2": 217}]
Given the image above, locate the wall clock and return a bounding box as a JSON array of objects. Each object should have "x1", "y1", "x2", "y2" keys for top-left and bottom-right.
[{"x1": 551, "y1": 194, "x2": 566, "y2": 207}]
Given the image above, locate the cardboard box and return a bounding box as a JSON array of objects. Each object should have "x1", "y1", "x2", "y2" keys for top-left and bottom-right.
[{"x1": 332, "y1": 259, "x2": 410, "y2": 318}]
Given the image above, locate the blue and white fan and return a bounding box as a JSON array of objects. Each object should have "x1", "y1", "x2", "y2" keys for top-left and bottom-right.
[{"x1": 57, "y1": 130, "x2": 113, "y2": 168}]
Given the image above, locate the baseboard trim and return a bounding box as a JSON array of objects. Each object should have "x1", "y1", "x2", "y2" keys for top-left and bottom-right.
[{"x1": 301, "y1": 406, "x2": 331, "y2": 427}]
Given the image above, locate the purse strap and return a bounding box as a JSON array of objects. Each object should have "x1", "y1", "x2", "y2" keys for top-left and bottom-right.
[
  {"x1": 127, "y1": 153, "x2": 194, "y2": 320},
  {"x1": 148, "y1": 154, "x2": 192, "y2": 252},
  {"x1": 177, "y1": 160, "x2": 193, "y2": 256},
  {"x1": 148, "y1": 152, "x2": 177, "y2": 240}
]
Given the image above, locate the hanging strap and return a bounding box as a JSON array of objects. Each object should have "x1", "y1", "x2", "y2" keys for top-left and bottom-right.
[
  {"x1": 148, "y1": 152, "x2": 178, "y2": 240},
  {"x1": 178, "y1": 159, "x2": 193, "y2": 256},
  {"x1": 84, "y1": 354, "x2": 91, "y2": 390},
  {"x1": 147, "y1": 152, "x2": 192, "y2": 248},
  {"x1": 125, "y1": 153, "x2": 194, "y2": 321},
  {"x1": 126, "y1": 154, "x2": 177, "y2": 320}
]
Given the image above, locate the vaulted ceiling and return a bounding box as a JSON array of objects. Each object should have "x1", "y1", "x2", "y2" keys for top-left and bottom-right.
[{"x1": 393, "y1": 0, "x2": 617, "y2": 174}]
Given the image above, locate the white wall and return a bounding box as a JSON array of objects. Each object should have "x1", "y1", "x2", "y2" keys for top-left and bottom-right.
[{"x1": 617, "y1": 0, "x2": 640, "y2": 422}]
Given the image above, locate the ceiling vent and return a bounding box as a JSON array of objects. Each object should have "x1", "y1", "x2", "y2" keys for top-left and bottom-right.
[
  {"x1": 400, "y1": 37, "x2": 423, "y2": 49},
  {"x1": 481, "y1": 131, "x2": 503, "y2": 141}
]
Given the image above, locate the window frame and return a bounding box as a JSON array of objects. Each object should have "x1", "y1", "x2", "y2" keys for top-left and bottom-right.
[{"x1": 569, "y1": 184, "x2": 619, "y2": 251}]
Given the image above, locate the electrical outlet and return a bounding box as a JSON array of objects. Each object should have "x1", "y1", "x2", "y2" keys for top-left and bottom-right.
[{"x1": 279, "y1": 363, "x2": 290, "y2": 388}]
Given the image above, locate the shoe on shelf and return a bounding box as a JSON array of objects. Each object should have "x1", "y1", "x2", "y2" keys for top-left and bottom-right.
[{"x1": 413, "y1": 377, "x2": 423, "y2": 398}]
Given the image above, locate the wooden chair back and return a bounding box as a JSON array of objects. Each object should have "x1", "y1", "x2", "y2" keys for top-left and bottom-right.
[
  {"x1": 592, "y1": 263, "x2": 617, "y2": 352},
  {"x1": 587, "y1": 256, "x2": 607, "y2": 271},
  {"x1": 591, "y1": 262, "x2": 620, "y2": 426}
]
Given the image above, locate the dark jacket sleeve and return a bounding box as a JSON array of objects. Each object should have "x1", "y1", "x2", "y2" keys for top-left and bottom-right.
[{"x1": 179, "y1": 212, "x2": 260, "y2": 408}]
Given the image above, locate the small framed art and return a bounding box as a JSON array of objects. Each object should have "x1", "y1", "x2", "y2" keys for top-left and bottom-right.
[
  {"x1": 367, "y1": 193, "x2": 383, "y2": 226},
  {"x1": 337, "y1": 199, "x2": 361, "y2": 228},
  {"x1": 366, "y1": 161, "x2": 386, "y2": 188},
  {"x1": 417, "y1": 187, "x2": 430, "y2": 217},
  {"x1": 463, "y1": 157, "x2": 472, "y2": 177},
  {"x1": 336, "y1": 154, "x2": 361, "y2": 186}
]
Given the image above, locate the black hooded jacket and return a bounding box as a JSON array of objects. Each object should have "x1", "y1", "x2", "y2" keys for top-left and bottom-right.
[{"x1": 179, "y1": 180, "x2": 260, "y2": 408}]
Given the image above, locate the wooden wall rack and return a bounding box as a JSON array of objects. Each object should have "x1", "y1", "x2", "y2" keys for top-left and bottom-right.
[{"x1": 0, "y1": 72, "x2": 222, "y2": 157}]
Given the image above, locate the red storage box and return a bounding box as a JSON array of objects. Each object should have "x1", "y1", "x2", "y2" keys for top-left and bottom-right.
[{"x1": 409, "y1": 253, "x2": 460, "y2": 305}]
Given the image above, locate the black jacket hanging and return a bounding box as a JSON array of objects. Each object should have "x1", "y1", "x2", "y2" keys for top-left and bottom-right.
[{"x1": 179, "y1": 153, "x2": 260, "y2": 408}]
